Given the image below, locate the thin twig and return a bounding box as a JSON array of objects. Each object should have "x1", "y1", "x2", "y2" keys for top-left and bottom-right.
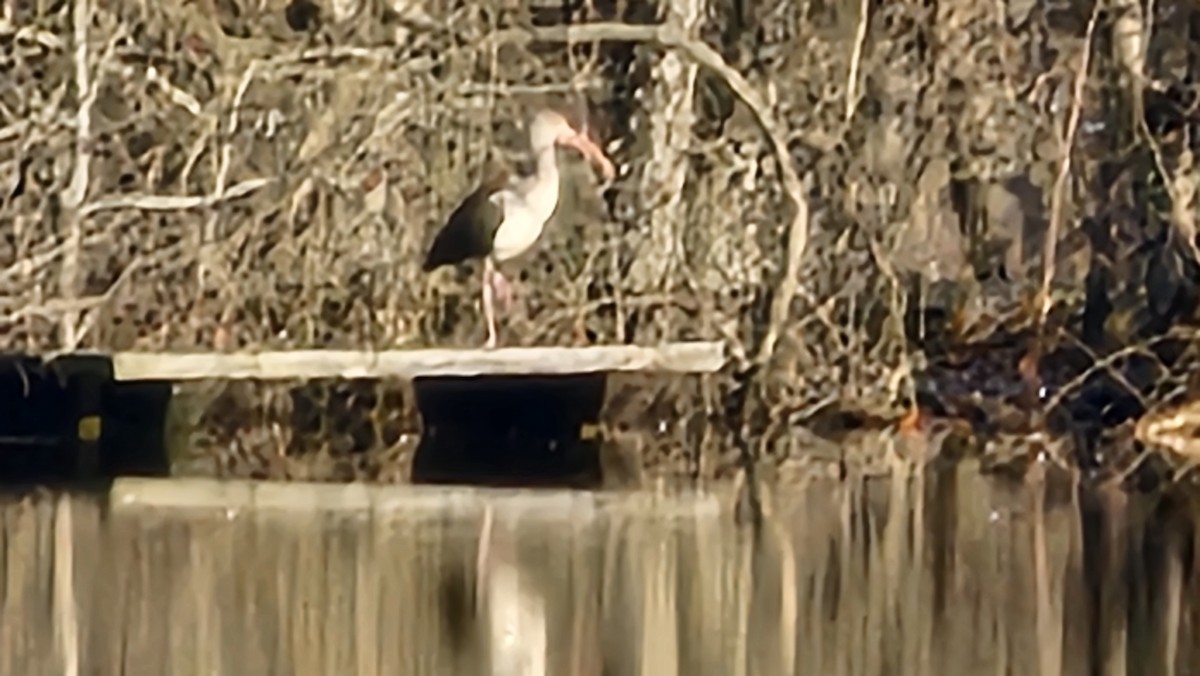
[
  {"x1": 0, "y1": 17, "x2": 65, "y2": 50},
  {"x1": 0, "y1": 233, "x2": 107, "y2": 286},
  {"x1": 179, "y1": 44, "x2": 397, "y2": 289},
  {"x1": 1039, "y1": 6, "x2": 1100, "y2": 326},
  {"x1": 0, "y1": 119, "x2": 32, "y2": 143},
  {"x1": 1, "y1": 256, "x2": 141, "y2": 338},
  {"x1": 843, "y1": 0, "x2": 871, "y2": 126},
  {"x1": 1137, "y1": 91, "x2": 1200, "y2": 265},
  {"x1": 143, "y1": 63, "x2": 203, "y2": 116},
  {"x1": 196, "y1": 60, "x2": 255, "y2": 289}
]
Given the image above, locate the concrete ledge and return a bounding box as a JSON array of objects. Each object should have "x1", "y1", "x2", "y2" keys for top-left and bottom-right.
[{"x1": 97, "y1": 342, "x2": 726, "y2": 382}]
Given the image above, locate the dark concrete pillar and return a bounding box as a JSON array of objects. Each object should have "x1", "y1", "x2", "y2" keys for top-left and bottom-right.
[{"x1": 410, "y1": 373, "x2": 607, "y2": 489}]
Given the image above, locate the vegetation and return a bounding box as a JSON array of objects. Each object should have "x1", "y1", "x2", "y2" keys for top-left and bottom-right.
[{"x1": 3, "y1": 0, "x2": 1200, "y2": 485}]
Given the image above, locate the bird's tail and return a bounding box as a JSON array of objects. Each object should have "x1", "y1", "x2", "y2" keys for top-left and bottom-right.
[
  {"x1": 422, "y1": 228, "x2": 461, "y2": 272},
  {"x1": 421, "y1": 249, "x2": 445, "y2": 272}
]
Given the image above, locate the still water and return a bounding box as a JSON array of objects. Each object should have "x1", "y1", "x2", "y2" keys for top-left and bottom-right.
[{"x1": 2, "y1": 459, "x2": 1198, "y2": 676}]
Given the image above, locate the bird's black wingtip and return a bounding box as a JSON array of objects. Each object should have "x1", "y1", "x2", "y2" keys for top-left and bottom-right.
[{"x1": 420, "y1": 245, "x2": 441, "y2": 272}]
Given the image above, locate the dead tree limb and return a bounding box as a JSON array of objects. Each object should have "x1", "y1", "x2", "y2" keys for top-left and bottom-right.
[
  {"x1": 80, "y1": 177, "x2": 274, "y2": 216},
  {"x1": 495, "y1": 22, "x2": 816, "y2": 367}
]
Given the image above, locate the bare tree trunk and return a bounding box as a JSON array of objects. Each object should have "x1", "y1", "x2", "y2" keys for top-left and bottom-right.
[
  {"x1": 60, "y1": 0, "x2": 94, "y2": 349},
  {"x1": 628, "y1": 0, "x2": 704, "y2": 293}
]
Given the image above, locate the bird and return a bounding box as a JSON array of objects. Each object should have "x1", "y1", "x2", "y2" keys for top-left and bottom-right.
[{"x1": 422, "y1": 107, "x2": 616, "y2": 349}]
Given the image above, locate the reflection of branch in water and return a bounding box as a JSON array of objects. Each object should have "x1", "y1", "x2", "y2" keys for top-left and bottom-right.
[{"x1": 475, "y1": 504, "x2": 547, "y2": 676}]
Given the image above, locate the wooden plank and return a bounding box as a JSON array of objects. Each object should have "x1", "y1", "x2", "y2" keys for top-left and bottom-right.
[
  {"x1": 108, "y1": 477, "x2": 729, "y2": 519},
  {"x1": 106, "y1": 342, "x2": 725, "y2": 382}
]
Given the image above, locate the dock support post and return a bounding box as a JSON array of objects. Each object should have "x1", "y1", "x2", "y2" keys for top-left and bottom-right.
[
  {"x1": 41, "y1": 354, "x2": 173, "y2": 482},
  {"x1": 410, "y1": 373, "x2": 608, "y2": 488},
  {"x1": 69, "y1": 366, "x2": 104, "y2": 479},
  {"x1": 48, "y1": 353, "x2": 113, "y2": 480}
]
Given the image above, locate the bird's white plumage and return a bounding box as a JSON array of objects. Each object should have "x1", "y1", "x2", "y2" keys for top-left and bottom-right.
[
  {"x1": 488, "y1": 138, "x2": 564, "y2": 262},
  {"x1": 458, "y1": 108, "x2": 613, "y2": 348}
]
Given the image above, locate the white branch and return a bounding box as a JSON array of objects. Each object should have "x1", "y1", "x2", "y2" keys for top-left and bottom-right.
[
  {"x1": 58, "y1": 0, "x2": 94, "y2": 350},
  {"x1": 80, "y1": 177, "x2": 274, "y2": 216}
]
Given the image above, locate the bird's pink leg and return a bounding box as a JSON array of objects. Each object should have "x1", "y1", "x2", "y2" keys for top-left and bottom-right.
[
  {"x1": 482, "y1": 259, "x2": 499, "y2": 349},
  {"x1": 491, "y1": 269, "x2": 514, "y2": 313}
]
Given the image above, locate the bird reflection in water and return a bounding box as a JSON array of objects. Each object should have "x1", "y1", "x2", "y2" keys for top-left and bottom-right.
[{"x1": 475, "y1": 505, "x2": 547, "y2": 676}]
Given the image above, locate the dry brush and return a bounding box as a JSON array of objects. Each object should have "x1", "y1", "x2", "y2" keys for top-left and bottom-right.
[{"x1": 2, "y1": 0, "x2": 1199, "y2": 483}]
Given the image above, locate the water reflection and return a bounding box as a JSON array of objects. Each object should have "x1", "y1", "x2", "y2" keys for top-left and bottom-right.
[
  {"x1": 475, "y1": 503, "x2": 547, "y2": 676},
  {"x1": 1, "y1": 460, "x2": 1198, "y2": 675}
]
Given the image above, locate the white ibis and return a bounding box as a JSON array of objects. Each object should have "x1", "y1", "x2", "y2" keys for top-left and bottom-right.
[{"x1": 423, "y1": 108, "x2": 616, "y2": 348}]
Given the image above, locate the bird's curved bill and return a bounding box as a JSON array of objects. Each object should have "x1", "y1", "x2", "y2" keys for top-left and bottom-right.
[{"x1": 563, "y1": 132, "x2": 616, "y2": 182}]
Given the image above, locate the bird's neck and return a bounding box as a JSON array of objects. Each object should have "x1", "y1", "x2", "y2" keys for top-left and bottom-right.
[
  {"x1": 532, "y1": 143, "x2": 559, "y2": 183},
  {"x1": 523, "y1": 144, "x2": 561, "y2": 219}
]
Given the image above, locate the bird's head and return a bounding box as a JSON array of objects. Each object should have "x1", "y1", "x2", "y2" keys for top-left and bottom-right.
[{"x1": 529, "y1": 108, "x2": 616, "y2": 181}]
